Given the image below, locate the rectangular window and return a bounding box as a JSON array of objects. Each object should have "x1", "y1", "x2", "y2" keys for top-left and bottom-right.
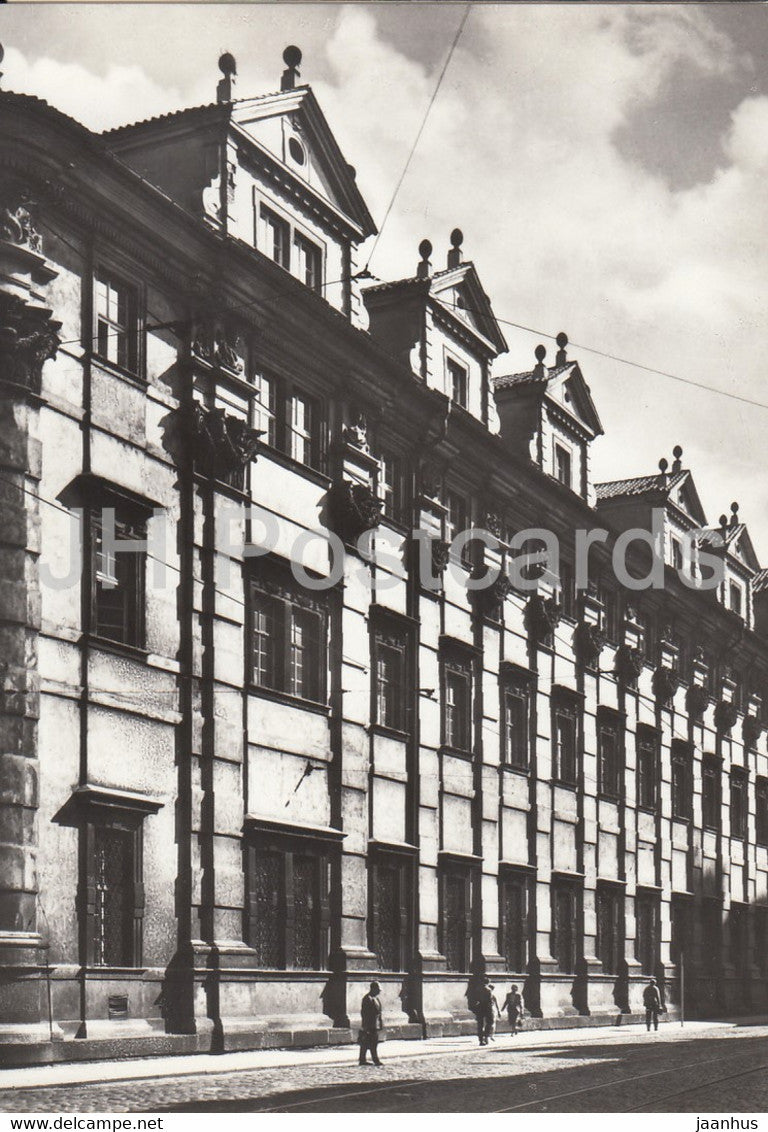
[
  {"x1": 551, "y1": 879, "x2": 580, "y2": 974},
  {"x1": 245, "y1": 840, "x2": 331, "y2": 970},
  {"x1": 369, "y1": 853, "x2": 412, "y2": 972},
  {"x1": 671, "y1": 537, "x2": 684, "y2": 571},
  {"x1": 637, "y1": 730, "x2": 658, "y2": 811},
  {"x1": 253, "y1": 372, "x2": 277, "y2": 448},
  {"x1": 288, "y1": 391, "x2": 316, "y2": 467},
  {"x1": 376, "y1": 450, "x2": 408, "y2": 524},
  {"x1": 91, "y1": 508, "x2": 146, "y2": 648},
  {"x1": 440, "y1": 866, "x2": 473, "y2": 972},
  {"x1": 94, "y1": 271, "x2": 138, "y2": 373},
  {"x1": 446, "y1": 357, "x2": 468, "y2": 408},
  {"x1": 670, "y1": 895, "x2": 693, "y2": 968},
  {"x1": 500, "y1": 871, "x2": 530, "y2": 973},
  {"x1": 701, "y1": 900, "x2": 722, "y2": 974},
  {"x1": 598, "y1": 580, "x2": 620, "y2": 644},
  {"x1": 373, "y1": 625, "x2": 409, "y2": 733},
  {"x1": 554, "y1": 444, "x2": 572, "y2": 488},
  {"x1": 502, "y1": 684, "x2": 530, "y2": 770},
  {"x1": 730, "y1": 771, "x2": 748, "y2": 840},
  {"x1": 730, "y1": 581, "x2": 743, "y2": 616},
  {"x1": 249, "y1": 572, "x2": 327, "y2": 705},
  {"x1": 635, "y1": 892, "x2": 659, "y2": 976},
  {"x1": 558, "y1": 561, "x2": 576, "y2": 620},
  {"x1": 260, "y1": 205, "x2": 291, "y2": 268},
  {"x1": 702, "y1": 756, "x2": 721, "y2": 831},
  {"x1": 756, "y1": 777, "x2": 768, "y2": 846},
  {"x1": 598, "y1": 714, "x2": 621, "y2": 799},
  {"x1": 293, "y1": 232, "x2": 323, "y2": 293},
  {"x1": 552, "y1": 698, "x2": 579, "y2": 786},
  {"x1": 730, "y1": 903, "x2": 747, "y2": 969},
  {"x1": 444, "y1": 660, "x2": 472, "y2": 752},
  {"x1": 445, "y1": 490, "x2": 472, "y2": 567},
  {"x1": 597, "y1": 884, "x2": 623, "y2": 975},
  {"x1": 671, "y1": 741, "x2": 693, "y2": 821}
]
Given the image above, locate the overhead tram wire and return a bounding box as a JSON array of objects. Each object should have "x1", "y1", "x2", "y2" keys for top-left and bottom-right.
[{"x1": 362, "y1": 2, "x2": 472, "y2": 274}]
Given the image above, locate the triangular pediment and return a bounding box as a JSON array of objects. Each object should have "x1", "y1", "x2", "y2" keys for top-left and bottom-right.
[
  {"x1": 545, "y1": 362, "x2": 603, "y2": 439},
  {"x1": 232, "y1": 88, "x2": 376, "y2": 237},
  {"x1": 671, "y1": 472, "x2": 708, "y2": 527},
  {"x1": 730, "y1": 526, "x2": 761, "y2": 572},
  {"x1": 430, "y1": 263, "x2": 508, "y2": 354}
]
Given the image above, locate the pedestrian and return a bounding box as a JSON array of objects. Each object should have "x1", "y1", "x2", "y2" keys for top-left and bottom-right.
[
  {"x1": 642, "y1": 977, "x2": 662, "y2": 1032},
  {"x1": 501, "y1": 983, "x2": 525, "y2": 1037},
  {"x1": 358, "y1": 981, "x2": 384, "y2": 1066},
  {"x1": 474, "y1": 976, "x2": 499, "y2": 1046}
]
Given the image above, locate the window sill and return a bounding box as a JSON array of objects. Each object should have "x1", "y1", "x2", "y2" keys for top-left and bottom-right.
[
  {"x1": 83, "y1": 634, "x2": 149, "y2": 663},
  {"x1": 637, "y1": 805, "x2": 659, "y2": 816},
  {"x1": 256, "y1": 443, "x2": 330, "y2": 488},
  {"x1": 502, "y1": 763, "x2": 530, "y2": 777},
  {"x1": 553, "y1": 779, "x2": 578, "y2": 791},
  {"x1": 248, "y1": 685, "x2": 330, "y2": 716},
  {"x1": 598, "y1": 792, "x2": 621, "y2": 804},
  {"x1": 91, "y1": 355, "x2": 145, "y2": 388},
  {"x1": 370, "y1": 723, "x2": 410, "y2": 742},
  {"x1": 439, "y1": 744, "x2": 473, "y2": 761}
]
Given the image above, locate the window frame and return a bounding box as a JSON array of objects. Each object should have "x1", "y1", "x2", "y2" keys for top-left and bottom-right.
[
  {"x1": 702, "y1": 755, "x2": 722, "y2": 832},
  {"x1": 636, "y1": 727, "x2": 659, "y2": 812},
  {"x1": 368, "y1": 846, "x2": 414, "y2": 973},
  {"x1": 248, "y1": 565, "x2": 328, "y2": 707},
  {"x1": 597, "y1": 710, "x2": 622, "y2": 801},
  {"x1": 756, "y1": 776, "x2": 768, "y2": 847},
  {"x1": 250, "y1": 370, "x2": 326, "y2": 474},
  {"x1": 635, "y1": 890, "x2": 660, "y2": 977},
  {"x1": 501, "y1": 678, "x2": 531, "y2": 771},
  {"x1": 439, "y1": 860, "x2": 475, "y2": 972},
  {"x1": 372, "y1": 620, "x2": 411, "y2": 735},
  {"x1": 552, "y1": 692, "x2": 580, "y2": 787},
  {"x1": 551, "y1": 876, "x2": 581, "y2": 974},
  {"x1": 446, "y1": 355, "x2": 469, "y2": 409},
  {"x1": 255, "y1": 197, "x2": 326, "y2": 295},
  {"x1": 89, "y1": 504, "x2": 147, "y2": 651},
  {"x1": 730, "y1": 769, "x2": 748, "y2": 841},
  {"x1": 596, "y1": 882, "x2": 624, "y2": 976},
  {"x1": 441, "y1": 647, "x2": 473, "y2": 755},
  {"x1": 671, "y1": 740, "x2": 693, "y2": 822},
  {"x1": 244, "y1": 832, "x2": 333, "y2": 972},
  {"x1": 554, "y1": 441, "x2": 572, "y2": 489},
  {"x1": 499, "y1": 867, "x2": 532, "y2": 974},
  {"x1": 92, "y1": 267, "x2": 141, "y2": 377}
]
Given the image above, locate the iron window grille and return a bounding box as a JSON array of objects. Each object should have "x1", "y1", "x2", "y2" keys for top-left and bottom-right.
[
  {"x1": 596, "y1": 883, "x2": 624, "y2": 976},
  {"x1": 551, "y1": 878, "x2": 581, "y2": 974},
  {"x1": 635, "y1": 891, "x2": 659, "y2": 976},
  {"x1": 245, "y1": 838, "x2": 332, "y2": 971},
  {"x1": 368, "y1": 849, "x2": 413, "y2": 972},
  {"x1": 500, "y1": 869, "x2": 531, "y2": 973},
  {"x1": 439, "y1": 863, "x2": 474, "y2": 972}
]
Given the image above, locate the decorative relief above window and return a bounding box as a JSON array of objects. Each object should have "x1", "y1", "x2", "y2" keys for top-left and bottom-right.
[
  {"x1": 189, "y1": 404, "x2": 262, "y2": 488},
  {"x1": 328, "y1": 479, "x2": 382, "y2": 544}
]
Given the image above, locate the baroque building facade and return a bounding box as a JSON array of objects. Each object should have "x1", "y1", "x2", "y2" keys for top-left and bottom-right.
[{"x1": 1, "y1": 49, "x2": 768, "y2": 1062}]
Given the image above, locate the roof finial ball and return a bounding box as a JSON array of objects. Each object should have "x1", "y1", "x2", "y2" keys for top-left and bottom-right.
[
  {"x1": 658, "y1": 457, "x2": 669, "y2": 479},
  {"x1": 447, "y1": 227, "x2": 464, "y2": 269},
  {"x1": 216, "y1": 52, "x2": 237, "y2": 103},
  {"x1": 730, "y1": 501, "x2": 740, "y2": 528},
  {"x1": 555, "y1": 331, "x2": 568, "y2": 367},
  {"x1": 533, "y1": 343, "x2": 547, "y2": 376},
  {"x1": 0, "y1": 44, "x2": 4, "y2": 89},
  {"x1": 281, "y1": 45, "x2": 303, "y2": 91},
  {"x1": 416, "y1": 238, "x2": 433, "y2": 280},
  {"x1": 671, "y1": 444, "x2": 683, "y2": 473}
]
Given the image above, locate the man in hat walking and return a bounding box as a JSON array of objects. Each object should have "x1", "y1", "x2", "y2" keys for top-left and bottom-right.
[
  {"x1": 474, "y1": 976, "x2": 500, "y2": 1046},
  {"x1": 643, "y1": 977, "x2": 662, "y2": 1032},
  {"x1": 359, "y1": 981, "x2": 384, "y2": 1066}
]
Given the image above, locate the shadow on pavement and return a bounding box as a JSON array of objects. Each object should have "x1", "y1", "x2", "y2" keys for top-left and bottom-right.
[{"x1": 154, "y1": 1033, "x2": 768, "y2": 1114}]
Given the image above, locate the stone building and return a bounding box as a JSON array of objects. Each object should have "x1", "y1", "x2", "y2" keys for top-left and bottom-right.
[{"x1": 1, "y1": 48, "x2": 767, "y2": 1062}]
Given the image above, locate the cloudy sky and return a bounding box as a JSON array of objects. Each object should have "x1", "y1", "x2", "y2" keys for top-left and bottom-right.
[{"x1": 2, "y1": 2, "x2": 768, "y2": 553}]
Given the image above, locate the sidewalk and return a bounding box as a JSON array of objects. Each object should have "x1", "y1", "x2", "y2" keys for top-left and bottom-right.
[{"x1": 3, "y1": 1018, "x2": 756, "y2": 1093}]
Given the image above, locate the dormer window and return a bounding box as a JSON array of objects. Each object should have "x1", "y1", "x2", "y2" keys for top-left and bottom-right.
[
  {"x1": 730, "y1": 581, "x2": 743, "y2": 616},
  {"x1": 260, "y1": 204, "x2": 290, "y2": 269},
  {"x1": 294, "y1": 232, "x2": 322, "y2": 293},
  {"x1": 671, "y1": 537, "x2": 684, "y2": 571},
  {"x1": 554, "y1": 443, "x2": 572, "y2": 489},
  {"x1": 446, "y1": 357, "x2": 468, "y2": 409}
]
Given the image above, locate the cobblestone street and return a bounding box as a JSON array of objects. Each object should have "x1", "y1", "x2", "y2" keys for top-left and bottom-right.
[{"x1": 3, "y1": 1023, "x2": 768, "y2": 1113}]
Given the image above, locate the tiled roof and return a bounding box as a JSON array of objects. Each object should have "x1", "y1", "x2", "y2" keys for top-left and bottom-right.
[
  {"x1": 493, "y1": 363, "x2": 571, "y2": 392},
  {"x1": 595, "y1": 470, "x2": 687, "y2": 502},
  {"x1": 753, "y1": 569, "x2": 768, "y2": 593},
  {"x1": 360, "y1": 267, "x2": 456, "y2": 296},
  {"x1": 102, "y1": 88, "x2": 299, "y2": 136},
  {"x1": 698, "y1": 523, "x2": 744, "y2": 548}
]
